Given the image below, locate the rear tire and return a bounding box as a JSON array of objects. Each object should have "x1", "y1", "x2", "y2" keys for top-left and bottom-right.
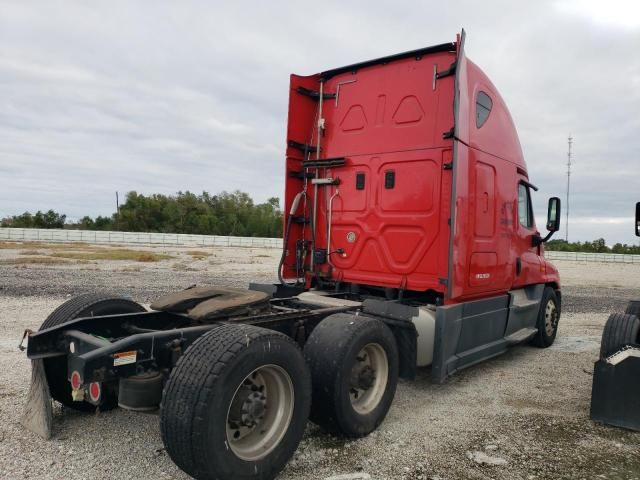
[
  {"x1": 531, "y1": 287, "x2": 560, "y2": 348},
  {"x1": 625, "y1": 301, "x2": 640, "y2": 318},
  {"x1": 600, "y1": 313, "x2": 640, "y2": 359},
  {"x1": 160, "y1": 324, "x2": 311, "y2": 480},
  {"x1": 40, "y1": 293, "x2": 146, "y2": 411},
  {"x1": 304, "y1": 313, "x2": 399, "y2": 437}
]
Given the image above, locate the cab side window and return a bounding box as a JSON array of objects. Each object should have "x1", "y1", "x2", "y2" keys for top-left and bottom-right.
[{"x1": 518, "y1": 183, "x2": 534, "y2": 228}]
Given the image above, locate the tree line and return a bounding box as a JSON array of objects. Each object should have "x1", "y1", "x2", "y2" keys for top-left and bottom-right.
[
  {"x1": 1, "y1": 190, "x2": 283, "y2": 238},
  {"x1": 3, "y1": 197, "x2": 639, "y2": 252},
  {"x1": 546, "y1": 238, "x2": 640, "y2": 254}
]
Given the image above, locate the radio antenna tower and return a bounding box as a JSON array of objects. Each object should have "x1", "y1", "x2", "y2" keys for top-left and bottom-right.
[{"x1": 565, "y1": 135, "x2": 572, "y2": 242}]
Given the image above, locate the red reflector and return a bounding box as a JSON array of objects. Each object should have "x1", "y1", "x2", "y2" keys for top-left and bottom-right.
[
  {"x1": 89, "y1": 382, "x2": 101, "y2": 403},
  {"x1": 70, "y1": 371, "x2": 81, "y2": 390}
]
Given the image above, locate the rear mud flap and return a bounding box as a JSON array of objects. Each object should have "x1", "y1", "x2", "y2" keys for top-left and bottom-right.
[
  {"x1": 591, "y1": 357, "x2": 640, "y2": 431},
  {"x1": 21, "y1": 359, "x2": 53, "y2": 439}
]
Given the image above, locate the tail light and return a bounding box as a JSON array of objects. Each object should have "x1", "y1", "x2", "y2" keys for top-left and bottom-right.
[
  {"x1": 88, "y1": 382, "x2": 101, "y2": 404},
  {"x1": 70, "y1": 371, "x2": 81, "y2": 390}
]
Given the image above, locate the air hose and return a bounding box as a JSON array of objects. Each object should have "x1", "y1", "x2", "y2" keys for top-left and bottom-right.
[{"x1": 278, "y1": 191, "x2": 305, "y2": 286}]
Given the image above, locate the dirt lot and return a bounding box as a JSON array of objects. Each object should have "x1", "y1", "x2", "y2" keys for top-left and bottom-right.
[{"x1": 1, "y1": 241, "x2": 640, "y2": 480}]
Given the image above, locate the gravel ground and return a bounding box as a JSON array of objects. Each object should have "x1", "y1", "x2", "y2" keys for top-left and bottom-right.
[{"x1": 1, "y1": 243, "x2": 640, "y2": 480}]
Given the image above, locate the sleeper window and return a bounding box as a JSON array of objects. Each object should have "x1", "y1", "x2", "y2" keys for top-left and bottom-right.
[{"x1": 476, "y1": 91, "x2": 493, "y2": 128}]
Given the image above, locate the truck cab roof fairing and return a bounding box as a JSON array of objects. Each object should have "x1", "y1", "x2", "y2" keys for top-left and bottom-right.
[{"x1": 454, "y1": 43, "x2": 526, "y2": 170}]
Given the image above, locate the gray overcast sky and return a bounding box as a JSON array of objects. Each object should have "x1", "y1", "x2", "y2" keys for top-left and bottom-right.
[{"x1": 1, "y1": 0, "x2": 639, "y2": 243}]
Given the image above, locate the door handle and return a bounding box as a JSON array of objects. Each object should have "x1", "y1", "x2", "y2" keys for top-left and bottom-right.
[{"x1": 516, "y1": 257, "x2": 522, "y2": 276}]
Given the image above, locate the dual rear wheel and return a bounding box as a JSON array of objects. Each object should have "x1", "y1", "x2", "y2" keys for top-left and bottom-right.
[{"x1": 160, "y1": 315, "x2": 399, "y2": 480}]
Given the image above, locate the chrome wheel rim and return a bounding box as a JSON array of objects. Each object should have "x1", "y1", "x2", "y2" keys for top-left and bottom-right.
[
  {"x1": 544, "y1": 300, "x2": 558, "y2": 337},
  {"x1": 226, "y1": 365, "x2": 294, "y2": 461},
  {"x1": 349, "y1": 343, "x2": 388, "y2": 415}
]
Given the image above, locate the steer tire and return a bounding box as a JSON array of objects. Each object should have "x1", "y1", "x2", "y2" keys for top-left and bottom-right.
[
  {"x1": 40, "y1": 293, "x2": 146, "y2": 411},
  {"x1": 600, "y1": 313, "x2": 640, "y2": 359},
  {"x1": 304, "y1": 313, "x2": 399, "y2": 438},
  {"x1": 625, "y1": 301, "x2": 640, "y2": 318},
  {"x1": 531, "y1": 287, "x2": 561, "y2": 348},
  {"x1": 160, "y1": 324, "x2": 311, "y2": 480}
]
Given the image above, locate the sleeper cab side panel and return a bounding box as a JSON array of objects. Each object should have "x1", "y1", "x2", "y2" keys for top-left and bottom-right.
[
  {"x1": 466, "y1": 150, "x2": 516, "y2": 295},
  {"x1": 449, "y1": 145, "x2": 517, "y2": 303},
  {"x1": 449, "y1": 55, "x2": 525, "y2": 303}
]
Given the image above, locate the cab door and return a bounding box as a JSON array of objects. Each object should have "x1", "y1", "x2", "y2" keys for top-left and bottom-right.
[{"x1": 512, "y1": 180, "x2": 541, "y2": 287}]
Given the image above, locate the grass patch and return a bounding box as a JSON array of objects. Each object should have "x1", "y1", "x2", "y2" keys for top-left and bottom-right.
[
  {"x1": 1, "y1": 256, "x2": 70, "y2": 265},
  {"x1": 186, "y1": 250, "x2": 211, "y2": 259},
  {"x1": 0, "y1": 241, "x2": 32, "y2": 249},
  {"x1": 50, "y1": 249, "x2": 172, "y2": 262},
  {"x1": 0, "y1": 241, "x2": 94, "y2": 250},
  {"x1": 137, "y1": 253, "x2": 164, "y2": 262}
]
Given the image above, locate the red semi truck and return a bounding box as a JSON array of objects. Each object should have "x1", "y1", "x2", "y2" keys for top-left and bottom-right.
[{"x1": 23, "y1": 31, "x2": 562, "y2": 480}]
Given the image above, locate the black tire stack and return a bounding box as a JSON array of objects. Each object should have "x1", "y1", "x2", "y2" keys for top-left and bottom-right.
[{"x1": 600, "y1": 307, "x2": 640, "y2": 359}]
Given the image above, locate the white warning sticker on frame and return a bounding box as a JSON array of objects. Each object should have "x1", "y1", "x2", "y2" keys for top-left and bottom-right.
[{"x1": 113, "y1": 350, "x2": 137, "y2": 366}]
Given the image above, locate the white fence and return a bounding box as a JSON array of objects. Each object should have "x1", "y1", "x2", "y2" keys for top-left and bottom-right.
[
  {"x1": 545, "y1": 250, "x2": 640, "y2": 264},
  {"x1": 2, "y1": 228, "x2": 640, "y2": 263},
  {"x1": 0, "y1": 228, "x2": 283, "y2": 249}
]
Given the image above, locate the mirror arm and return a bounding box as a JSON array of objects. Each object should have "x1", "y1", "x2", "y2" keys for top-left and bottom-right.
[
  {"x1": 542, "y1": 230, "x2": 555, "y2": 243},
  {"x1": 533, "y1": 230, "x2": 556, "y2": 247}
]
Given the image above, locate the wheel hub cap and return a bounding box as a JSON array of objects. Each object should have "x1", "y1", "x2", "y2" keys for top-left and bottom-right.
[
  {"x1": 349, "y1": 343, "x2": 389, "y2": 415},
  {"x1": 545, "y1": 300, "x2": 558, "y2": 336},
  {"x1": 242, "y1": 392, "x2": 266, "y2": 425},
  {"x1": 225, "y1": 365, "x2": 294, "y2": 461}
]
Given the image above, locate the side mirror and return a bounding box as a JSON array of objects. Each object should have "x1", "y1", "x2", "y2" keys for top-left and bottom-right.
[
  {"x1": 534, "y1": 197, "x2": 561, "y2": 247},
  {"x1": 636, "y1": 202, "x2": 640, "y2": 237},
  {"x1": 546, "y1": 197, "x2": 561, "y2": 232}
]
